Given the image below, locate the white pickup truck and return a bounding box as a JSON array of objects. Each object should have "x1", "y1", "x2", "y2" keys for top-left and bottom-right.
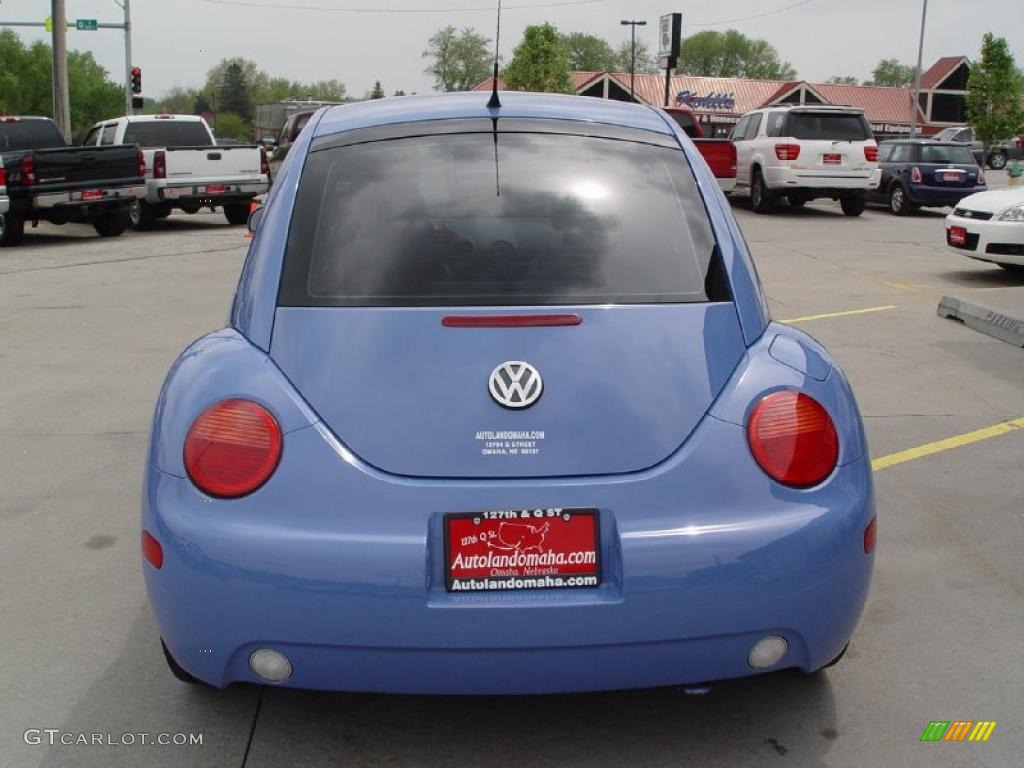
[{"x1": 83, "y1": 115, "x2": 269, "y2": 229}]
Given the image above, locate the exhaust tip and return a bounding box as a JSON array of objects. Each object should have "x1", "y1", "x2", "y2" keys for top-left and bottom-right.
[{"x1": 249, "y1": 649, "x2": 292, "y2": 683}]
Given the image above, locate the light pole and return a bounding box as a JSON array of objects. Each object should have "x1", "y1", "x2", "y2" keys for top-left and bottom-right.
[
  {"x1": 620, "y1": 19, "x2": 647, "y2": 102},
  {"x1": 910, "y1": 0, "x2": 928, "y2": 135}
]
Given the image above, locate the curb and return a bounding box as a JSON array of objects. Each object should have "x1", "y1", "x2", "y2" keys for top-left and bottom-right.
[{"x1": 937, "y1": 295, "x2": 1024, "y2": 348}]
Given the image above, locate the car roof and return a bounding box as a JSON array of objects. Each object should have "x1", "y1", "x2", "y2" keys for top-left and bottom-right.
[
  {"x1": 878, "y1": 139, "x2": 964, "y2": 146},
  {"x1": 314, "y1": 91, "x2": 672, "y2": 138},
  {"x1": 122, "y1": 114, "x2": 205, "y2": 123}
]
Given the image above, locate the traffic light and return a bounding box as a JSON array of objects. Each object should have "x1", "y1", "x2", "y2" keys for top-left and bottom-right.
[{"x1": 131, "y1": 67, "x2": 142, "y2": 94}]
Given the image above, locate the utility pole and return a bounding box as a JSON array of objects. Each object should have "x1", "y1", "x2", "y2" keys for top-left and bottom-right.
[
  {"x1": 51, "y1": 0, "x2": 71, "y2": 141},
  {"x1": 620, "y1": 19, "x2": 647, "y2": 102},
  {"x1": 910, "y1": 0, "x2": 928, "y2": 136},
  {"x1": 122, "y1": 0, "x2": 134, "y2": 115}
]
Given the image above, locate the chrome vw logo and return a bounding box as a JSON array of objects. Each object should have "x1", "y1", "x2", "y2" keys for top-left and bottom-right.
[{"x1": 488, "y1": 361, "x2": 543, "y2": 409}]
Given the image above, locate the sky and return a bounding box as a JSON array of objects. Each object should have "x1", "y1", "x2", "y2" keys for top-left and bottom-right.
[{"x1": 1, "y1": 0, "x2": 1021, "y2": 100}]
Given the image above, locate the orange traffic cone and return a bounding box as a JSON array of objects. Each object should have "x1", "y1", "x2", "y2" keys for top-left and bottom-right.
[{"x1": 243, "y1": 198, "x2": 260, "y2": 239}]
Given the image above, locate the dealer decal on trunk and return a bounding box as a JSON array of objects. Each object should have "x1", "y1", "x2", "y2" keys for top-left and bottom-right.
[{"x1": 475, "y1": 430, "x2": 545, "y2": 457}]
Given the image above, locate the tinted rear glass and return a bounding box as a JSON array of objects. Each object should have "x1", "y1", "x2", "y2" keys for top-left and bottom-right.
[
  {"x1": 279, "y1": 132, "x2": 720, "y2": 307},
  {"x1": 0, "y1": 120, "x2": 66, "y2": 151},
  {"x1": 122, "y1": 121, "x2": 212, "y2": 147},
  {"x1": 919, "y1": 144, "x2": 976, "y2": 165},
  {"x1": 786, "y1": 112, "x2": 870, "y2": 141},
  {"x1": 665, "y1": 111, "x2": 698, "y2": 138}
]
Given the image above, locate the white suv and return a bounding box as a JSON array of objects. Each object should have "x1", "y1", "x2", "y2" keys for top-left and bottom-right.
[{"x1": 730, "y1": 105, "x2": 881, "y2": 216}]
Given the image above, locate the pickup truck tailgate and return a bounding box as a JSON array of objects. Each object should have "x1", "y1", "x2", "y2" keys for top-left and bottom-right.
[
  {"x1": 21, "y1": 146, "x2": 141, "y2": 190},
  {"x1": 163, "y1": 146, "x2": 263, "y2": 181}
]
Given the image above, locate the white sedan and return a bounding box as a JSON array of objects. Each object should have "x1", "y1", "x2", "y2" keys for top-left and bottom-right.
[{"x1": 945, "y1": 187, "x2": 1024, "y2": 271}]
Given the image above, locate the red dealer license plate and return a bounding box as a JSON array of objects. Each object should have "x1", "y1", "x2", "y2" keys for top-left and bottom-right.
[
  {"x1": 206, "y1": 184, "x2": 226, "y2": 194},
  {"x1": 942, "y1": 171, "x2": 962, "y2": 182},
  {"x1": 948, "y1": 226, "x2": 967, "y2": 246},
  {"x1": 445, "y1": 509, "x2": 600, "y2": 592},
  {"x1": 81, "y1": 189, "x2": 103, "y2": 201},
  {"x1": 823, "y1": 153, "x2": 842, "y2": 165}
]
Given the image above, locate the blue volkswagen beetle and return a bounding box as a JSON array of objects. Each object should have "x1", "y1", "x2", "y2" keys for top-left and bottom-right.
[{"x1": 142, "y1": 91, "x2": 875, "y2": 694}]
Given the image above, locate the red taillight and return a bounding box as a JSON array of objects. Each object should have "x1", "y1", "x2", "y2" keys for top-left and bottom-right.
[
  {"x1": 153, "y1": 150, "x2": 166, "y2": 179},
  {"x1": 0, "y1": 164, "x2": 5, "y2": 186},
  {"x1": 184, "y1": 399, "x2": 282, "y2": 498},
  {"x1": 21, "y1": 155, "x2": 36, "y2": 185},
  {"x1": 978, "y1": 168, "x2": 985, "y2": 185},
  {"x1": 259, "y1": 146, "x2": 270, "y2": 176},
  {"x1": 864, "y1": 145, "x2": 878, "y2": 162},
  {"x1": 911, "y1": 166, "x2": 922, "y2": 183},
  {"x1": 136, "y1": 148, "x2": 146, "y2": 178},
  {"x1": 747, "y1": 391, "x2": 838, "y2": 488},
  {"x1": 864, "y1": 517, "x2": 877, "y2": 554},
  {"x1": 442, "y1": 314, "x2": 582, "y2": 328},
  {"x1": 142, "y1": 530, "x2": 163, "y2": 569},
  {"x1": 774, "y1": 144, "x2": 800, "y2": 161}
]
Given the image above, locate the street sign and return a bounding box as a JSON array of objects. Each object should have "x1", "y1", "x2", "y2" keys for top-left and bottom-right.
[
  {"x1": 658, "y1": 13, "x2": 681, "y2": 60},
  {"x1": 76, "y1": 19, "x2": 98, "y2": 31}
]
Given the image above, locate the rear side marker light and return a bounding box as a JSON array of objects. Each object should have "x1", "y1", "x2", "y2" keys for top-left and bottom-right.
[
  {"x1": 184, "y1": 399, "x2": 282, "y2": 498},
  {"x1": 142, "y1": 531, "x2": 163, "y2": 569},
  {"x1": 442, "y1": 314, "x2": 582, "y2": 328},
  {"x1": 864, "y1": 517, "x2": 877, "y2": 554},
  {"x1": 864, "y1": 146, "x2": 878, "y2": 162},
  {"x1": 911, "y1": 166, "x2": 922, "y2": 183},
  {"x1": 260, "y1": 146, "x2": 270, "y2": 176},
  {"x1": 747, "y1": 391, "x2": 839, "y2": 488},
  {"x1": 774, "y1": 144, "x2": 800, "y2": 161}
]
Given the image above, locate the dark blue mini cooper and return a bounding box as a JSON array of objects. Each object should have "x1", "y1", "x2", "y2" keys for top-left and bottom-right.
[{"x1": 871, "y1": 140, "x2": 986, "y2": 215}]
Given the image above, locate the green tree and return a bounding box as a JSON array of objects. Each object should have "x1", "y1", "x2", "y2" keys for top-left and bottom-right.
[
  {"x1": 966, "y1": 33, "x2": 1024, "y2": 151},
  {"x1": 867, "y1": 59, "x2": 917, "y2": 87},
  {"x1": 146, "y1": 85, "x2": 199, "y2": 115},
  {"x1": 393, "y1": 89, "x2": 407, "y2": 96},
  {"x1": 504, "y1": 23, "x2": 573, "y2": 93},
  {"x1": 212, "y1": 111, "x2": 249, "y2": 142},
  {"x1": 562, "y1": 32, "x2": 617, "y2": 71},
  {"x1": 219, "y1": 61, "x2": 253, "y2": 122},
  {"x1": 678, "y1": 30, "x2": 795, "y2": 79},
  {"x1": 369, "y1": 81, "x2": 385, "y2": 99},
  {"x1": 613, "y1": 39, "x2": 659, "y2": 75},
  {"x1": 826, "y1": 75, "x2": 860, "y2": 85},
  {"x1": 423, "y1": 25, "x2": 492, "y2": 92}
]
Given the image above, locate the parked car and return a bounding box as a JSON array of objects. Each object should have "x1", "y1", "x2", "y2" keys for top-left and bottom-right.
[
  {"x1": 945, "y1": 187, "x2": 1024, "y2": 271},
  {"x1": 730, "y1": 105, "x2": 880, "y2": 216},
  {"x1": 142, "y1": 92, "x2": 875, "y2": 695},
  {"x1": 870, "y1": 140, "x2": 986, "y2": 215},
  {"x1": 662, "y1": 107, "x2": 737, "y2": 193},
  {"x1": 83, "y1": 114, "x2": 269, "y2": 229},
  {"x1": 931, "y1": 126, "x2": 1023, "y2": 170},
  {"x1": 267, "y1": 109, "x2": 315, "y2": 178},
  {"x1": 0, "y1": 116, "x2": 145, "y2": 246}
]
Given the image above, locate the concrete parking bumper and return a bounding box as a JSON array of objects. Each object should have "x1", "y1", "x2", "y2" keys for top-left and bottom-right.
[{"x1": 937, "y1": 288, "x2": 1024, "y2": 347}]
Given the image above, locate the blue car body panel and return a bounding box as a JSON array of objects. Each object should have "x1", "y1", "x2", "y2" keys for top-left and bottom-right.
[{"x1": 146, "y1": 92, "x2": 873, "y2": 694}]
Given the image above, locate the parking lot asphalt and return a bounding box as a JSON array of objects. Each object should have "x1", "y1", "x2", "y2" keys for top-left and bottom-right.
[{"x1": 1, "y1": 190, "x2": 1022, "y2": 768}]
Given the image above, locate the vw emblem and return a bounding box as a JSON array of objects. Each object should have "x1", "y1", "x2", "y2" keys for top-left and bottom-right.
[{"x1": 488, "y1": 361, "x2": 543, "y2": 409}]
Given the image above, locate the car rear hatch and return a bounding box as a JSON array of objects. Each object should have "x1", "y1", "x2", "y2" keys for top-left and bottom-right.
[
  {"x1": 917, "y1": 144, "x2": 983, "y2": 188},
  {"x1": 781, "y1": 109, "x2": 875, "y2": 177},
  {"x1": 269, "y1": 122, "x2": 746, "y2": 479}
]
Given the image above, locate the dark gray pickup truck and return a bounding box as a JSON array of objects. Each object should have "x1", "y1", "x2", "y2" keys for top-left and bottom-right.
[
  {"x1": 932, "y1": 126, "x2": 1024, "y2": 170},
  {"x1": 0, "y1": 116, "x2": 146, "y2": 246}
]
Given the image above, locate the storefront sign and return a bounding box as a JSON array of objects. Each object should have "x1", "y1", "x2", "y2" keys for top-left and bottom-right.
[{"x1": 676, "y1": 91, "x2": 737, "y2": 111}]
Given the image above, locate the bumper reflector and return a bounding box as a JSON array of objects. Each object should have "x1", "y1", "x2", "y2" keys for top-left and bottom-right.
[
  {"x1": 864, "y1": 517, "x2": 877, "y2": 554},
  {"x1": 748, "y1": 635, "x2": 788, "y2": 669},
  {"x1": 249, "y1": 649, "x2": 292, "y2": 683},
  {"x1": 141, "y1": 530, "x2": 163, "y2": 569}
]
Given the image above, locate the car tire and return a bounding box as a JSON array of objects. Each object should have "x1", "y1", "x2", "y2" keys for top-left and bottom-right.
[
  {"x1": 997, "y1": 262, "x2": 1024, "y2": 273},
  {"x1": 817, "y1": 643, "x2": 849, "y2": 671},
  {"x1": 987, "y1": 151, "x2": 1007, "y2": 170},
  {"x1": 161, "y1": 640, "x2": 206, "y2": 686},
  {"x1": 840, "y1": 191, "x2": 866, "y2": 217},
  {"x1": 787, "y1": 195, "x2": 806, "y2": 208},
  {"x1": 224, "y1": 203, "x2": 251, "y2": 226},
  {"x1": 0, "y1": 213, "x2": 25, "y2": 247},
  {"x1": 180, "y1": 205, "x2": 201, "y2": 215},
  {"x1": 888, "y1": 184, "x2": 915, "y2": 216},
  {"x1": 92, "y1": 211, "x2": 130, "y2": 238},
  {"x1": 750, "y1": 169, "x2": 774, "y2": 214},
  {"x1": 129, "y1": 200, "x2": 158, "y2": 231},
  {"x1": 155, "y1": 206, "x2": 173, "y2": 219}
]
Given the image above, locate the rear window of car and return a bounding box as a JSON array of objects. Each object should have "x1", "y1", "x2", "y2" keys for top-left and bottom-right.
[
  {"x1": 279, "y1": 131, "x2": 722, "y2": 307},
  {"x1": 122, "y1": 120, "x2": 212, "y2": 147},
  {"x1": 0, "y1": 119, "x2": 66, "y2": 151},
  {"x1": 664, "y1": 111, "x2": 698, "y2": 138},
  {"x1": 785, "y1": 112, "x2": 871, "y2": 141},
  {"x1": 919, "y1": 144, "x2": 976, "y2": 165}
]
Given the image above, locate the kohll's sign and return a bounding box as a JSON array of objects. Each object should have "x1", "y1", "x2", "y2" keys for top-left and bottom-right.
[{"x1": 676, "y1": 91, "x2": 737, "y2": 111}]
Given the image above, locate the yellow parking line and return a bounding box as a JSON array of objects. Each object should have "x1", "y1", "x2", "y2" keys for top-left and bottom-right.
[
  {"x1": 872, "y1": 416, "x2": 1024, "y2": 472},
  {"x1": 781, "y1": 305, "x2": 897, "y2": 324}
]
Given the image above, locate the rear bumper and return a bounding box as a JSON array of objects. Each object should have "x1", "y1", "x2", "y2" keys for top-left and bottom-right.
[
  {"x1": 909, "y1": 184, "x2": 986, "y2": 207},
  {"x1": 151, "y1": 178, "x2": 268, "y2": 205},
  {"x1": 31, "y1": 183, "x2": 145, "y2": 210},
  {"x1": 143, "y1": 415, "x2": 875, "y2": 694},
  {"x1": 764, "y1": 166, "x2": 879, "y2": 193}
]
